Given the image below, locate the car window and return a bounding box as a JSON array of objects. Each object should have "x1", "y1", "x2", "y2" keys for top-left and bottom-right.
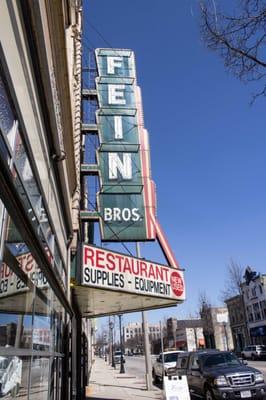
[
  {"x1": 177, "y1": 356, "x2": 188, "y2": 369},
  {"x1": 0, "y1": 358, "x2": 8, "y2": 369},
  {"x1": 257, "y1": 346, "x2": 266, "y2": 350},
  {"x1": 164, "y1": 353, "x2": 178, "y2": 363},
  {"x1": 189, "y1": 355, "x2": 199, "y2": 369},
  {"x1": 203, "y1": 353, "x2": 240, "y2": 368}
]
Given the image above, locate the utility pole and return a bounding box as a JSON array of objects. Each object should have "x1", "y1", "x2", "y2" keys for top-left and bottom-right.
[
  {"x1": 118, "y1": 314, "x2": 125, "y2": 373},
  {"x1": 136, "y1": 242, "x2": 153, "y2": 391},
  {"x1": 223, "y1": 322, "x2": 228, "y2": 351},
  {"x1": 160, "y1": 320, "x2": 165, "y2": 378}
]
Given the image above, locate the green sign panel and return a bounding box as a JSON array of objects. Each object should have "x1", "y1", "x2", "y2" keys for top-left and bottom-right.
[{"x1": 95, "y1": 48, "x2": 154, "y2": 241}]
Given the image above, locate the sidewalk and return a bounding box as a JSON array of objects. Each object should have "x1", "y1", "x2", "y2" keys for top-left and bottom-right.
[{"x1": 86, "y1": 357, "x2": 163, "y2": 400}]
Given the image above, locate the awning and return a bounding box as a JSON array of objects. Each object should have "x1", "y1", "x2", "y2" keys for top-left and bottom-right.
[{"x1": 72, "y1": 285, "x2": 179, "y2": 317}]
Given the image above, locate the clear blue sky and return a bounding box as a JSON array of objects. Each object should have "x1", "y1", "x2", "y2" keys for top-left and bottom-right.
[{"x1": 84, "y1": 0, "x2": 266, "y2": 326}]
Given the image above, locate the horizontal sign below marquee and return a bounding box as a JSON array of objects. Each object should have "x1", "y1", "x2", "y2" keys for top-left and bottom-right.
[{"x1": 81, "y1": 244, "x2": 185, "y2": 302}]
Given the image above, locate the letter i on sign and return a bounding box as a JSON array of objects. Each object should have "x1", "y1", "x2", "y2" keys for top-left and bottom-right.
[{"x1": 114, "y1": 116, "x2": 123, "y2": 139}]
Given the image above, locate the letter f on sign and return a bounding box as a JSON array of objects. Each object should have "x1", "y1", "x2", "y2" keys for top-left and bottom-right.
[{"x1": 107, "y1": 56, "x2": 123, "y2": 74}]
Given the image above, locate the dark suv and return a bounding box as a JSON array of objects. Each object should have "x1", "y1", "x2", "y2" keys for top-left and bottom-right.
[{"x1": 173, "y1": 350, "x2": 266, "y2": 400}]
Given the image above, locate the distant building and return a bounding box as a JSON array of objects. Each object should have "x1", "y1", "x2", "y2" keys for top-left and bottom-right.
[
  {"x1": 200, "y1": 306, "x2": 234, "y2": 351},
  {"x1": 167, "y1": 318, "x2": 205, "y2": 350},
  {"x1": 124, "y1": 322, "x2": 161, "y2": 341},
  {"x1": 241, "y1": 269, "x2": 266, "y2": 345},
  {"x1": 124, "y1": 322, "x2": 160, "y2": 353},
  {"x1": 225, "y1": 294, "x2": 248, "y2": 352}
]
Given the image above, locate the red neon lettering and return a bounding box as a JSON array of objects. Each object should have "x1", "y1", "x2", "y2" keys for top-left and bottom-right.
[
  {"x1": 148, "y1": 264, "x2": 156, "y2": 279},
  {"x1": 4, "y1": 264, "x2": 13, "y2": 278},
  {"x1": 140, "y1": 261, "x2": 147, "y2": 277},
  {"x1": 116, "y1": 255, "x2": 123, "y2": 272},
  {"x1": 155, "y1": 265, "x2": 163, "y2": 281},
  {"x1": 95, "y1": 249, "x2": 105, "y2": 269},
  {"x1": 24, "y1": 253, "x2": 34, "y2": 272},
  {"x1": 162, "y1": 267, "x2": 169, "y2": 282},
  {"x1": 83, "y1": 246, "x2": 95, "y2": 266},
  {"x1": 131, "y1": 259, "x2": 140, "y2": 275},
  {"x1": 106, "y1": 253, "x2": 116, "y2": 270},
  {"x1": 123, "y1": 257, "x2": 132, "y2": 273}
]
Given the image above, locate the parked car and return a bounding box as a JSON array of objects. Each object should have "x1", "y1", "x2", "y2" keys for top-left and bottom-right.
[
  {"x1": 241, "y1": 345, "x2": 266, "y2": 360},
  {"x1": 152, "y1": 350, "x2": 184, "y2": 382},
  {"x1": 0, "y1": 356, "x2": 22, "y2": 397},
  {"x1": 113, "y1": 350, "x2": 125, "y2": 364},
  {"x1": 171, "y1": 350, "x2": 266, "y2": 400}
]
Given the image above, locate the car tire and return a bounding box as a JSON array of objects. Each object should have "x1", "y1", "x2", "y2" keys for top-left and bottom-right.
[
  {"x1": 152, "y1": 369, "x2": 158, "y2": 383},
  {"x1": 205, "y1": 387, "x2": 215, "y2": 400},
  {"x1": 11, "y1": 384, "x2": 20, "y2": 397}
]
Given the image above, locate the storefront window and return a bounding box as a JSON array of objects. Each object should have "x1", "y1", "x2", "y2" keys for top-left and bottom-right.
[
  {"x1": 0, "y1": 213, "x2": 68, "y2": 400},
  {"x1": 0, "y1": 75, "x2": 15, "y2": 139},
  {"x1": 0, "y1": 54, "x2": 71, "y2": 400},
  {"x1": 0, "y1": 71, "x2": 67, "y2": 290}
]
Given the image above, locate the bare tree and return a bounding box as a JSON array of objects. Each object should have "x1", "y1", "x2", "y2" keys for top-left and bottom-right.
[
  {"x1": 220, "y1": 258, "x2": 244, "y2": 301},
  {"x1": 125, "y1": 334, "x2": 144, "y2": 353},
  {"x1": 198, "y1": 290, "x2": 211, "y2": 314},
  {"x1": 200, "y1": 0, "x2": 266, "y2": 102}
]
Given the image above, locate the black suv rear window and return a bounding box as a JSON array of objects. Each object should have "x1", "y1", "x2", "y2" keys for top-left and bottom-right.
[{"x1": 202, "y1": 353, "x2": 240, "y2": 368}]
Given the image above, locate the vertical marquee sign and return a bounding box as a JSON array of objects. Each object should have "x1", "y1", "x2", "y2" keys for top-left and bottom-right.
[
  {"x1": 94, "y1": 49, "x2": 180, "y2": 273},
  {"x1": 95, "y1": 49, "x2": 156, "y2": 241}
]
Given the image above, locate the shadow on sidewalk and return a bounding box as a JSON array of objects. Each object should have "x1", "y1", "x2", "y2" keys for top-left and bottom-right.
[{"x1": 94, "y1": 382, "x2": 147, "y2": 390}]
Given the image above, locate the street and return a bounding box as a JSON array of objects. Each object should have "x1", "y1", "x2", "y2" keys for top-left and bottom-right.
[
  {"x1": 248, "y1": 360, "x2": 266, "y2": 379},
  {"x1": 124, "y1": 355, "x2": 161, "y2": 390},
  {"x1": 124, "y1": 355, "x2": 146, "y2": 379}
]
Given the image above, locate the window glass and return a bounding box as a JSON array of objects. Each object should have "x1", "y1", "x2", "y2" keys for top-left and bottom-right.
[
  {"x1": 190, "y1": 355, "x2": 199, "y2": 368},
  {"x1": 0, "y1": 72, "x2": 66, "y2": 290},
  {"x1": 164, "y1": 352, "x2": 179, "y2": 363},
  {"x1": 177, "y1": 356, "x2": 188, "y2": 369},
  {"x1": 0, "y1": 213, "x2": 67, "y2": 400},
  {"x1": 0, "y1": 225, "x2": 35, "y2": 400},
  {"x1": 253, "y1": 303, "x2": 261, "y2": 321},
  {"x1": 0, "y1": 75, "x2": 15, "y2": 140}
]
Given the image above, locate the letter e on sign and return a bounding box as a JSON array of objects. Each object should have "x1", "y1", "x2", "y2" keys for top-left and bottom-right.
[{"x1": 170, "y1": 271, "x2": 184, "y2": 297}]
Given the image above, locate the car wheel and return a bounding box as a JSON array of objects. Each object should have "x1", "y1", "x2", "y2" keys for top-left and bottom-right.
[
  {"x1": 11, "y1": 384, "x2": 20, "y2": 397},
  {"x1": 205, "y1": 387, "x2": 215, "y2": 400},
  {"x1": 152, "y1": 369, "x2": 158, "y2": 383}
]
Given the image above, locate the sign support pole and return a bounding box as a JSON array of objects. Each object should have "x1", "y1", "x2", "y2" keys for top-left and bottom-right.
[{"x1": 136, "y1": 242, "x2": 153, "y2": 391}]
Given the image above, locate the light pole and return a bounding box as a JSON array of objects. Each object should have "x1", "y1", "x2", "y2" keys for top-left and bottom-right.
[
  {"x1": 109, "y1": 320, "x2": 115, "y2": 368},
  {"x1": 103, "y1": 333, "x2": 107, "y2": 362},
  {"x1": 223, "y1": 322, "x2": 228, "y2": 351},
  {"x1": 118, "y1": 314, "x2": 125, "y2": 373}
]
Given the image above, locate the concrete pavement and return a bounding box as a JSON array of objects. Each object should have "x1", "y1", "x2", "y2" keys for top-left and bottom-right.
[{"x1": 86, "y1": 357, "x2": 162, "y2": 400}]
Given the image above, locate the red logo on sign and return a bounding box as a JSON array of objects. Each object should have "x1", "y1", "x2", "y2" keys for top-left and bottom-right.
[{"x1": 170, "y1": 271, "x2": 184, "y2": 297}]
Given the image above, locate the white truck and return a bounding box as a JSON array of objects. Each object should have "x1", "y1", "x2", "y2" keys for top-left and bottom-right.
[
  {"x1": 0, "y1": 356, "x2": 22, "y2": 397},
  {"x1": 152, "y1": 350, "x2": 183, "y2": 383}
]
